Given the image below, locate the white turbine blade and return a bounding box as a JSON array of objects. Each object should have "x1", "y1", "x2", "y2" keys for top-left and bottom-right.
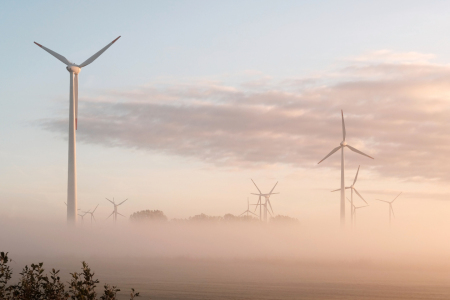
[
  {"x1": 267, "y1": 199, "x2": 274, "y2": 214},
  {"x1": 64, "y1": 202, "x2": 67, "y2": 206},
  {"x1": 376, "y1": 199, "x2": 390, "y2": 203},
  {"x1": 353, "y1": 188, "x2": 368, "y2": 204},
  {"x1": 249, "y1": 211, "x2": 258, "y2": 217},
  {"x1": 106, "y1": 211, "x2": 114, "y2": 219},
  {"x1": 251, "y1": 179, "x2": 262, "y2": 194},
  {"x1": 239, "y1": 211, "x2": 247, "y2": 216},
  {"x1": 391, "y1": 192, "x2": 402, "y2": 203},
  {"x1": 78, "y1": 36, "x2": 121, "y2": 68},
  {"x1": 117, "y1": 199, "x2": 128, "y2": 206},
  {"x1": 269, "y1": 182, "x2": 278, "y2": 194},
  {"x1": 353, "y1": 165, "x2": 360, "y2": 186},
  {"x1": 117, "y1": 212, "x2": 126, "y2": 217},
  {"x1": 34, "y1": 42, "x2": 73, "y2": 66},
  {"x1": 92, "y1": 214, "x2": 96, "y2": 222},
  {"x1": 347, "y1": 145, "x2": 374, "y2": 159},
  {"x1": 92, "y1": 204, "x2": 99, "y2": 213},
  {"x1": 318, "y1": 146, "x2": 342, "y2": 164},
  {"x1": 253, "y1": 197, "x2": 261, "y2": 212},
  {"x1": 74, "y1": 74, "x2": 79, "y2": 130},
  {"x1": 331, "y1": 188, "x2": 341, "y2": 192},
  {"x1": 341, "y1": 110, "x2": 346, "y2": 141},
  {"x1": 390, "y1": 205, "x2": 396, "y2": 218},
  {"x1": 251, "y1": 193, "x2": 262, "y2": 196},
  {"x1": 105, "y1": 198, "x2": 114, "y2": 204}
]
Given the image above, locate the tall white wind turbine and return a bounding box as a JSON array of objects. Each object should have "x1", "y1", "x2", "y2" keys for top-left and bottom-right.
[
  {"x1": 318, "y1": 110, "x2": 374, "y2": 226},
  {"x1": 35, "y1": 36, "x2": 121, "y2": 225},
  {"x1": 376, "y1": 192, "x2": 402, "y2": 225},
  {"x1": 250, "y1": 179, "x2": 279, "y2": 222},
  {"x1": 332, "y1": 165, "x2": 368, "y2": 224}
]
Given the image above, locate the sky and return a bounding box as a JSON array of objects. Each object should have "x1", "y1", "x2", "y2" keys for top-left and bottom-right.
[{"x1": 2, "y1": 0, "x2": 450, "y2": 225}]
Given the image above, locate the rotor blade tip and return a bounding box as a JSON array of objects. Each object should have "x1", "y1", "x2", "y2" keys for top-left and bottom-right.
[
  {"x1": 113, "y1": 36, "x2": 121, "y2": 43},
  {"x1": 34, "y1": 42, "x2": 42, "y2": 47}
]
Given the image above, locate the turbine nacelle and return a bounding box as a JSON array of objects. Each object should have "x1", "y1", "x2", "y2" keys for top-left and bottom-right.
[{"x1": 66, "y1": 65, "x2": 81, "y2": 74}]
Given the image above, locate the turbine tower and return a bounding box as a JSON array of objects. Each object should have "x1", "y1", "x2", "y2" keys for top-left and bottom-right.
[
  {"x1": 250, "y1": 179, "x2": 278, "y2": 222},
  {"x1": 318, "y1": 110, "x2": 374, "y2": 226},
  {"x1": 106, "y1": 198, "x2": 128, "y2": 223},
  {"x1": 332, "y1": 165, "x2": 368, "y2": 224},
  {"x1": 83, "y1": 204, "x2": 99, "y2": 225},
  {"x1": 35, "y1": 36, "x2": 121, "y2": 225},
  {"x1": 376, "y1": 192, "x2": 402, "y2": 225},
  {"x1": 240, "y1": 198, "x2": 258, "y2": 217}
]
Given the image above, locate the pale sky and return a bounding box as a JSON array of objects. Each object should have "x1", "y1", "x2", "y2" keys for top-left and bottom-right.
[{"x1": 2, "y1": 1, "x2": 450, "y2": 225}]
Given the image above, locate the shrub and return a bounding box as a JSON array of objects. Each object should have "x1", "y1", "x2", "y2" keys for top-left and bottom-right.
[
  {"x1": 0, "y1": 252, "x2": 139, "y2": 300},
  {"x1": 130, "y1": 210, "x2": 168, "y2": 222}
]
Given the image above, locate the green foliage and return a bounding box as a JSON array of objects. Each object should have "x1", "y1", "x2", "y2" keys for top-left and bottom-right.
[
  {"x1": 130, "y1": 209, "x2": 168, "y2": 222},
  {"x1": 0, "y1": 252, "x2": 139, "y2": 300}
]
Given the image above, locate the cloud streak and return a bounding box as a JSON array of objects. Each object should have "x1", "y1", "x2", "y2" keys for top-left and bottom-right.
[{"x1": 41, "y1": 51, "x2": 450, "y2": 181}]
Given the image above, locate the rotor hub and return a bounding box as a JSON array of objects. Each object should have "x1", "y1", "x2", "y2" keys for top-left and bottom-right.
[
  {"x1": 66, "y1": 65, "x2": 81, "y2": 74},
  {"x1": 340, "y1": 141, "x2": 347, "y2": 146}
]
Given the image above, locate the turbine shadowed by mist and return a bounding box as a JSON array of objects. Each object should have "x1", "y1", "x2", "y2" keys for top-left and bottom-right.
[
  {"x1": 106, "y1": 198, "x2": 128, "y2": 224},
  {"x1": 240, "y1": 198, "x2": 258, "y2": 217},
  {"x1": 318, "y1": 110, "x2": 374, "y2": 226},
  {"x1": 332, "y1": 165, "x2": 368, "y2": 226},
  {"x1": 251, "y1": 179, "x2": 279, "y2": 222},
  {"x1": 34, "y1": 36, "x2": 121, "y2": 225},
  {"x1": 376, "y1": 192, "x2": 402, "y2": 225},
  {"x1": 347, "y1": 197, "x2": 369, "y2": 226},
  {"x1": 83, "y1": 204, "x2": 99, "y2": 225}
]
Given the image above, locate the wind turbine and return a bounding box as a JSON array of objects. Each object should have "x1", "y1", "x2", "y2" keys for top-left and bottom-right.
[
  {"x1": 78, "y1": 212, "x2": 87, "y2": 223},
  {"x1": 346, "y1": 197, "x2": 368, "y2": 226},
  {"x1": 35, "y1": 36, "x2": 121, "y2": 225},
  {"x1": 250, "y1": 179, "x2": 279, "y2": 222},
  {"x1": 240, "y1": 198, "x2": 258, "y2": 217},
  {"x1": 332, "y1": 165, "x2": 368, "y2": 224},
  {"x1": 376, "y1": 192, "x2": 402, "y2": 225},
  {"x1": 106, "y1": 198, "x2": 128, "y2": 223},
  {"x1": 318, "y1": 110, "x2": 374, "y2": 226},
  {"x1": 83, "y1": 204, "x2": 99, "y2": 225}
]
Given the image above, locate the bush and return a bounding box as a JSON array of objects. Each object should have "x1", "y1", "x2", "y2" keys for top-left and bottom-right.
[
  {"x1": 0, "y1": 252, "x2": 139, "y2": 300},
  {"x1": 130, "y1": 210, "x2": 168, "y2": 222}
]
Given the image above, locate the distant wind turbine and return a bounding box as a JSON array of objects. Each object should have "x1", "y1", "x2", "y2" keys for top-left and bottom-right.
[
  {"x1": 318, "y1": 110, "x2": 374, "y2": 226},
  {"x1": 78, "y1": 212, "x2": 87, "y2": 223},
  {"x1": 35, "y1": 36, "x2": 121, "y2": 225},
  {"x1": 83, "y1": 204, "x2": 99, "y2": 225},
  {"x1": 376, "y1": 192, "x2": 402, "y2": 225},
  {"x1": 346, "y1": 197, "x2": 368, "y2": 226},
  {"x1": 251, "y1": 179, "x2": 278, "y2": 222},
  {"x1": 332, "y1": 165, "x2": 368, "y2": 224},
  {"x1": 240, "y1": 198, "x2": 258, "y2": 217},
  {"x1": 106, "y1": 198, "x2": 128, "y2": 223}
]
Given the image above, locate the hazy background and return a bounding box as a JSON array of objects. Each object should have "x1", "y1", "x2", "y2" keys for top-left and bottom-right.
[{"x1": 3, "y1": 3, "x2": 450, "y2": 298}]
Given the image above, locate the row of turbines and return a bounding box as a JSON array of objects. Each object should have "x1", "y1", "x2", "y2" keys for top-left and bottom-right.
[
  {"x1": 318, "y1": 110, "x2": 401, "y2": 226},
  {"x1": 65, "y1": 198, "x2": 128, "y2": 224},
  {"x1": 34, "y1": 37, "x2": 401, "y2": 227}
]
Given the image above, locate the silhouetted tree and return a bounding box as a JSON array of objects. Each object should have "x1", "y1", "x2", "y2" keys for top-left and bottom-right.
[
  {"x1": 129, "y1": 210, "x2": 168, "y2": 222},
  {"x1": 270, "y1": 215, "x2": 299, "y2": 223}
]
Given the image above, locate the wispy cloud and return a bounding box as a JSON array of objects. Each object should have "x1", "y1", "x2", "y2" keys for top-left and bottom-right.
[{"x1": 41, "y1": 51, "x2": 450, "y2": 181}]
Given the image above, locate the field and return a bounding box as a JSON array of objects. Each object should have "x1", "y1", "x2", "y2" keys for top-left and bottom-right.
[{"x1": 13, "y1": 256, "x2": 450, "y2": 300}]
